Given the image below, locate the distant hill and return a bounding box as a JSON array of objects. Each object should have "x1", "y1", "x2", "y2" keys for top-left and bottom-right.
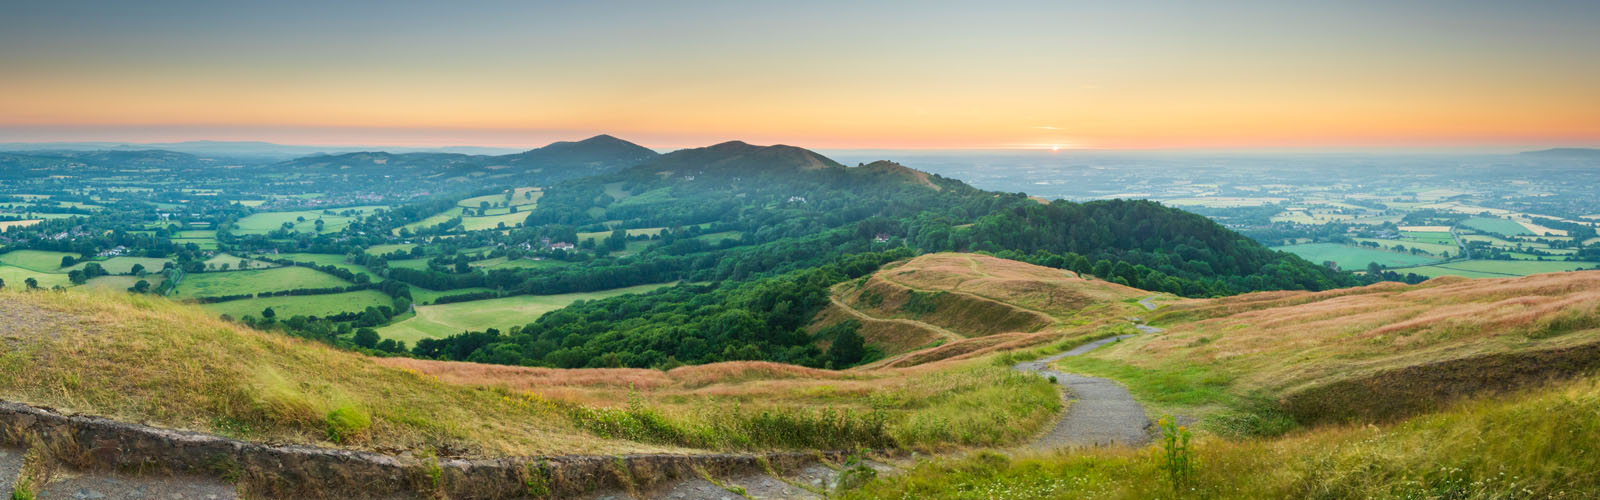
[
  {"x1": 1518, "y1": 147, "x2": 1600, "y2": 159},
  {"x1": 263, "y1": 135, "x2": 658, "y2": 187},
  {"x1": 494, "y1": 134, "x2": 659, "y2": 181},
  {"x1": 626, "y1": 140, "x2": 844, "y2": 177},
  {"x1": 0, "y1": 140, "x2": 523, "y2": 160}
]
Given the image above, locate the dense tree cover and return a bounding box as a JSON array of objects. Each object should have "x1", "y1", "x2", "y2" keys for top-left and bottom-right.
[{"x1": 412, "y1": 249, "x2": 911, "y2": 368}]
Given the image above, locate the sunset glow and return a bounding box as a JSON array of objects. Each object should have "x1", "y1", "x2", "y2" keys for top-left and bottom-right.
[{"x1": 3, "y1": 1, "x2": 1597, "y2": 150}]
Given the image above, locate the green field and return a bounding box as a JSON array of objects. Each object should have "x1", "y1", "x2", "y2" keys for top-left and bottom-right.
[
  {"x1": 469, "y1": 257, "x2": 571, "y2": 271},
  {"x1": 386, "y1": 257, "x2": 431, "y2": 270},
  {"x1": 233, "y1": 207, "x2": 385, "y2": 235},
  {"x1": 65, "y1": 256, "x2": 170, "y2": 275},
  {"x1": 365, "y1": 243, "x2": 417, "y2": 256},
  {"x1": 577, "y1": 227, "x2": 666, "y2": 243},
  {"x1": 1462, "y1": 216, "x2": 1533, "y2": 236},
  {"x1": 199, "y1": 289, "x2": 393, "y2": 320},
  {"x1": 457, "y1": 187, "x2": 541, "y2": 208},
  {"x1": 1271, "y1": 243, "x2": 1440, "y2": 270},
  {"x1": 274, "y1": 253, "x2": 384, "y2": 281},
  {"x1": 459, "y1": 211, "x2": 527, "y2": 231},
  {"x1": 1394, "y1": 259, "x2": 1598, "y2": 278},
  {"x1": 396, "y1": 207, "x2": 465, "y2": 235},
  {"x1": 1399, "y1": 231, "x2": 1455, "y2": 246},
  {"x1": 377, "y1": 282, "x2": 674, "y2": 344},
  {"x1": 80, "y1": 274, "x2": 164, "y2": 292},
  {"x1": 173, "y1": 266, "x2": 351, "y2": 298},
  {"x1": 1352, "y1": 238, "x2": 1455, "y2": 258},
  {"x1": 0, "y1": 250, "x2": 77, "y2": 272},
  {"x1": 203, "y1": 252, "x2": 276, "y2": 270},
  {"x1": 0, "y1": 265, "x2": 71, "y2": 288}
]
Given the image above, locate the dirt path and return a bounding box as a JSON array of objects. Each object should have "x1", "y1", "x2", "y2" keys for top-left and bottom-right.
[
  {"x1": 827, "y1": 296, "x2": 965, "y2": 342},
  {"x1": 1013, "y1": 296, "x2": 1164, "y2": 449}
]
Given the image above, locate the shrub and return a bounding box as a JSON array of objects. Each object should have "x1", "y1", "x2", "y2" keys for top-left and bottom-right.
[
  {"x1": 324, "y1": 405, "x2": 372, "y2": 444},
  {"x1": 1158, "y1": 416, "x2": 1195, "y2": 494}
]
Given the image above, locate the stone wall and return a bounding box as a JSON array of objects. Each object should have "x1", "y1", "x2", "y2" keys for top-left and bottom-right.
[{"x1": 0, "y1": 401, "x2": 851, "y2": 499}]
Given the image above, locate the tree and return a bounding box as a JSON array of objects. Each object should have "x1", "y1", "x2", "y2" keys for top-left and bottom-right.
[
  {"x1": 261, "y1": 307, "x2": 276, "y2": 319},
  {"x1": 130, "y1": 263, "x2": 145, "y2": 276},
  {"x1": 68, "y1": 270, "x2": 87, "y2": 284},
  {"x1": 0, "y1": 277, "x2": 5, "y2": 289},
  {"x1": 129, "y1": 280, "x2": 151, "y2": 293},
  {"x1": 353, "y1": 328, "x2": 380, "y2": 349},
  {"x1": 825, "y1": 322, "x2": 867, "y2": 368},
  {"x1": 25, "y1": 277, "x2": 38, "y2": 289},
  {"x1": 60, "y1": 255, "x2": 77, "y2": 267}
]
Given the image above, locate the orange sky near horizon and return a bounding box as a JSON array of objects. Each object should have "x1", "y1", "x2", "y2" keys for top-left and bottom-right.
[{"x1": 2, "y1": 1, "x2": 1598, "y2": 150}]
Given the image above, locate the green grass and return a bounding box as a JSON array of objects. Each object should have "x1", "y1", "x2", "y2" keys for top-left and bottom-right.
[
  {"x1": 1462, "y1": 216, "x2": 1533, "y2": 236},
  {"x1": 365, "y1": 243, "x2": 417, "y2": 256},
  {"x1": 842, "y1": 376, "x2": 1600, "y2": 499},
  {"x1": 202, "y1": 252, "x2": 276, "y2": 270},
  {"x1": 274, "y1": 253, "x2": 384, "y2": 282},
  {"x1": 64, "y1": 256, "x2": 171, "y2": 275},
  {"x1": 577, "y1": 227, "x2": 667, "y2": 243},
  {"x1": 0, "y1": 265, "x2": 71, "y2": 288},
  {"x1": 459, "y1": 211, "x2": 527, "y2": 231},
  {"x1": 1053, "y1": 354, "x2": 1236, "y2": 417},
  {"x1": 1399, "y1": 231, "x2": 1455, "y2": 245},
  {"x1": 173, "y1": 266, "x2": 352, "y2": 298},
  {"x1": 233, "y1": 207, "x2": 385, "y2": 235},
  {"x1": 1352, "y1": 238, "x2": 1455, "y2": 257},
  {"x1": 80, "y1": 274, "x2": 164, "y2": 292},
  {"x1": 0, "y1": 250, "x2": 77, "y2": 272},
  {"x1": 199, "y1": 290, "x2": 393, "y2": 320},
  {"x1": 1393, "y1": 259, "x2": 1598, "y2": 278},
  {"x1": 1270, "y1": 242, "x2": 1439, "y2": 270},
  {"x1": 377, "y1": 283, "x2": 674, "y2": 344},
  {"x1": 695, "y1": 231, "x2": 742, "y2": 244},
  {"x1": 457, "y1": 187, "x2": 541, "y2": 208},
  {"x1": 468, "y1": 257, "x2": 571, "y2": 271},
  {"x1": 395, "y1": 207, "x2": 465, "y2": 235},
  {"x1": 386, "y1": 257, "x2": 431, "y2": 271}
]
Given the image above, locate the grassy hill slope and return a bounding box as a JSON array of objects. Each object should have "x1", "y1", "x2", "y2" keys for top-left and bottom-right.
[
  {"x1": 812, "y1": 253, "x2": 1154, "y2": 365},
  {"x1": 0, "y1": 287, "x2": 1063, "y2": 457},
  {"x1": 1060, "y1": 270, "x2": 1600, "y2": 427}
]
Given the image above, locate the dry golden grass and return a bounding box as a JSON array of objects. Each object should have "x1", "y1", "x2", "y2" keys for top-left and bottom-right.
[
  {"x1": 1065, "y1": 270, "x2": 1600, "y2": 422},
  {"x1": 0, "y1": 285, "x2": 1065, "y2": 455}
]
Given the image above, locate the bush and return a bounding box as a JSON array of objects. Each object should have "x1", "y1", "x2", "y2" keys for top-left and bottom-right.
[{"x1": 324, "y1": 405, "x2": 371, "y2": 444}]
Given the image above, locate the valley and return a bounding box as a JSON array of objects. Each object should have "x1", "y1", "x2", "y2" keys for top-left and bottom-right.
[{"x1": 2, "y1": 138, "x2": 1598, "y2": 498}]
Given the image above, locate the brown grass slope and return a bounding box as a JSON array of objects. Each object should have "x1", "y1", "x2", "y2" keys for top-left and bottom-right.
[
  {"x1": 812, "y1": 253, "x2": 1152, "y2": 364},
  {"x1": 1077, "y1": 270, "x2": 1600, "y2": 424}
]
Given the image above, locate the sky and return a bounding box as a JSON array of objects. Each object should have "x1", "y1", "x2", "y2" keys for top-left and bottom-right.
[{"x1": 2, "y1": 0, "x2": 1598, "y2": 151}]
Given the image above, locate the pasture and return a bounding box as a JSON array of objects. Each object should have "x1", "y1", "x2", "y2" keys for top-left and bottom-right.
[
  {"x1": 1462, "y1": 216, "x2": 1533, "y2": 236},
  {"x1": 396, "y1": 207, "x2": 465, "y2": 235},
  {"x1": 199, "y1": 289, "x2": 393, "y2": 320},
  {"x1": 377, "y1": 282, "x2": 674, "y2": 344},
  {"x1": 0, "y1": 265, "x2": 70, "y2": 288},
  {"x1": 457, "y1": 187, "x2": 541, "y2": 208},
  {"x1": 173, "y1": 266, "x2": 351, "y2": 298},
  {"x1": 233, "y1": 206, "x2": 385, "y2": 235},
  {"x1": 1352, "y1": 238, "x2": 1454, "y2": 257},
  {"x1": 1271, "y1": 243, "x2": 1439, "y2": 270},
  {"x1": 365, "y1": 243, "x2": 417, "y2": 256},
  {"x1": 459, "y1": 211, "x2": 526, "y2": 231},
  {"x1": 1394, "y1": 259, "x2": 1598, "y2": 278},
  {"x1": 65, "y1": 256, "x2": 170, "y2": 275},
  {"x1": 469, "y1": 257, "x2": 570, "y2": 271},
  {"x1": 81, "y1": 274, "x2": 164, "y2": 292},
  {"x1": 203, "y1": 252, "x2": 276, "y2": 270},
  {"x1": 0, "y1": 250, "x2": 77, "y2": 271},
  {"x1": 274, "y1": 253, "x2": 384, "y2": 281}
]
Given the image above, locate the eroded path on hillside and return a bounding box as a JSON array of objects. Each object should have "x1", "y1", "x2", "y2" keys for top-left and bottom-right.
[
  {"x1": 1013, "y1": 297, "x2": 1164, "y2": 449},
  {"x1": 827, "y1": 295, "x2": 965, "y2": 342}
]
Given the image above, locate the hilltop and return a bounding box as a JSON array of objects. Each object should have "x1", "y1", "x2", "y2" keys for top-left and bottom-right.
[{"x1": 495, "y1": 134, "x2": 660, "y2": 179}]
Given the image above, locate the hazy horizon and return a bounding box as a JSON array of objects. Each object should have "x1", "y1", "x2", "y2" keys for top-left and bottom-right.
[{"x1": 4, "y1": 0, "x2": 1598, "y2": 151}]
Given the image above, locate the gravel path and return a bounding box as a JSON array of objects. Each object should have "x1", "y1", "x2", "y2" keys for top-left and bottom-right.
[{"x1": 1013, "y1": 296, "x2": 1165, "y2": 449}]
